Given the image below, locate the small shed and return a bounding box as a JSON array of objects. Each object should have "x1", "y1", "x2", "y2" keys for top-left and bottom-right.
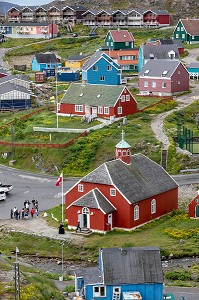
[
  {"x1": 187, "y1": 63, "x2": 199, "y2": 80},
  {"x1": 188, "y1": 194, "x2": 199, "y2": 218},
  {"x1": 57, "y1": 70, "x2": 79, "y2": 82},
  {"x1": 42, "y1": 68, "x2": 55, "y2": 77},
  {"x1": 35, "y1": 72, "x2": 46, "y2": 83}
]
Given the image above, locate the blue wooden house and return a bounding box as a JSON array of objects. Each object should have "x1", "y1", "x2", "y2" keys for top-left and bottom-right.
[
  {"x1": 82, "y1": 51, "x2": 121, "y2": 85},
  {"x1": 32, "y1": 52, "x2": 62, "y2": 71},
  {"x1": 187, "y1": 63, "x2": 199, "y2": 80},
  {"x1": 75, "y1": 247, "x2": 163, "y2": 300}
]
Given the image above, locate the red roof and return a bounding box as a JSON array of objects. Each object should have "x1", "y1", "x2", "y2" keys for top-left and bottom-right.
[
  {"x1": 103, "y1": 49, "x2": 138, "y2": 64},
  {"x1": 109, "y1": 30, "x2": 134, "y2": 42},
  {"x1": 181, "y1": 19, "x2": 199, "y2": 35}
]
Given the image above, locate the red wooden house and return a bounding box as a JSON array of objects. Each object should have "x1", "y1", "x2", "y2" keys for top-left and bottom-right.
[
  {"x1": 65, "y1": 131, "x2": 178, "y2": 233},
  {"x1": 188, "y1": 194, "x2": 199, "y2": 218},
  {"x1": 138, "y1": 59, "x2": 189, "y2": 96},
  {"x1": 58, "y1": 83, "x2": 137, "y2": 119},
  {"x1": 143, "y1": 10, "x2": 170, "y2": 27}
]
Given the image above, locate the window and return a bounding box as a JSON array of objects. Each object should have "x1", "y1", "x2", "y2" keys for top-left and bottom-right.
[
  {"x1": 118, "y1": 107, "x2": 122, "y2": 114},
  {"x1": 75, "y1": 105, "x2": 84, "y2": 112},
  {"x1": 192, "y1": 35, "x2": 195, "y2": 40},
  {"x1": 162, "y1": 82, "x2": 166, "y2": 88},
  {"x1": 134, "y1": 205, "x2": 139, "y2": 220},
  {"x1": 121, "y1": 95, "x2": 125, "y2": 102},
  {"x1": 100, "y1": 76, "x2": 105, "y2": 81},
  {"x1": 151, "y1": 199, "x2": 156, "y2": 214},
  {"x1": 98, "y1": 106, "x2": 103, "y2": 114},
  {"x1": 175, "y1": 34, "x2": 179, "y2": 38},
  {"x1": 177, "y1": 27, "x2": 180, "y2": 31},
  {"x1": 152, "y1": 81, "x2": 156, "y2": 88},
  {"x1": 107, "y1": 65, "x2": 112, "y2": 71},
  {"x1": 182, "y1": 34, "x2": 185, "y2": 39},
  {"x1": 125, "y1": 42, "x2": 129, "y2": 46},
  {"x1": 78, "y1": 184, "x2": 84, "y2": 192},
  {"x1": 111, "y1": 42, "x2": 113, "y2": 46},
  {"x1": 178, "y1": 71, "x2": 181, "y2": 74},
  {"x1": 126, "y1": 95, "x2": 130, "y2": 101},
  {"x1": 93, "y1": 286, "x2": 105, "y2": 297},
  {"x1": 93, "y1": 65, "x2": 98, "y2": 71},
  {"x1": 178, "y1": 81, "x2": 180, "y2": 84},
  {"x1": 104, "y1": 107, "x2": 109, "y2": 114},
  {"x1": 110, "y1": 188, "x2": 116, "y2": 196},
  {"x1": 144, "y1": 81, "x2": 148, "y2": 87}
]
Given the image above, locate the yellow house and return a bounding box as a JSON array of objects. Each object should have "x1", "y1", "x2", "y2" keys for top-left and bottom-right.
[{"x1": 64, "y1": 54, "x2": 90, "y2": 71}]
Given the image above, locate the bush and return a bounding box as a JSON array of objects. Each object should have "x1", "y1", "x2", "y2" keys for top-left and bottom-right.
[{"x1": 165, "y1": 270, "x2": 192, "y2": 281}]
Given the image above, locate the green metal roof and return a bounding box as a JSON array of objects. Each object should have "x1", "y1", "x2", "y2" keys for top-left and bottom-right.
[
  {"x1": 115, "y1": 139, "x2": 131, "y2": 149},
  {"x1": 60, "y1": 83, "x2": 125, "y2": 106}
]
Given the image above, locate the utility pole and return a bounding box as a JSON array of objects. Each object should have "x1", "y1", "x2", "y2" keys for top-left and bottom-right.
[
  {"x1": 11, "y1": 123, "x2": 14, "y2": 160},
  {"x1": 15, "y1": 247, "x2": 20, "y2": 300}
]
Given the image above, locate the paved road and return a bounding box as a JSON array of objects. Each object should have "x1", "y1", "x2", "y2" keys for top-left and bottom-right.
[
  {"x1": 164, "y1": 286, "x2": 199, "y2": 300},
  {"x1": 0, "y1": 164, "x2": 78, "y2": 219}
]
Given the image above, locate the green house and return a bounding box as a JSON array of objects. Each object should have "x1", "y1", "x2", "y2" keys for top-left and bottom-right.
[
  {"x1": 105, "y1": 30, "x2": 135, "y2": 50},
  {"x1": 173, "y1": 19, "x2": 199, "y2": 44}
]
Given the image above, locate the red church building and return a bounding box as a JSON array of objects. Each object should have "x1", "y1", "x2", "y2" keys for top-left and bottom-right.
[
  {"x1": 65, "y1": 131, "x2": 178, "y2": 233},
  {"x1": 188, "y1": 194, "x2": 199, "y2": 218}
]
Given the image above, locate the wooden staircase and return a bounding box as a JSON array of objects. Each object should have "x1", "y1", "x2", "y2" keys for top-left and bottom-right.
[{"x1": 75, "y1": 227, "x2": 92, "y2": 235}]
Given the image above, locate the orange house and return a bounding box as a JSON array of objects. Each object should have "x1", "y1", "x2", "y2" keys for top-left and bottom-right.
[{"x1": 64, "y1": 54, "x2": 90, "y2": 71}]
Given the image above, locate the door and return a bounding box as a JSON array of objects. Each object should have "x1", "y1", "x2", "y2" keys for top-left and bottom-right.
[
  {"x1": 85, "y1": 105, "x2": 90, "y2": 117},
  {"x1": 92, "y1": 106, "x2": 97, "y2": 118},
  {"x1": 196, "y1": 205, "x2": 199, "y2": 217},
  {"x1": 78, "y1": 214, "x2": 83, "y2": 228},
  {"x1": 108, "y1": 213, "x2": 112, "y2": 229},
  {"x1": 82, "y1": 207, "x2": 90, "y2": 228}
]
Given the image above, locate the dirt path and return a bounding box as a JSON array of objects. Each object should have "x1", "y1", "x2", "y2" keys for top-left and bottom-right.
[
  {"x1": 0, "y1": 216, "x2": 84, "y2": 243},
  {"x1": 151, "y1": 48, "x2": 199, "y2": 151}
]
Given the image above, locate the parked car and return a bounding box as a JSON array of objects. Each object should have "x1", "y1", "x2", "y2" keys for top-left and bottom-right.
[
  {"x1": 0, "y1": 190, "x2": 6, "y2": 201},
  {"x1": 0, "y1": 182, "x2": 13, "y2": 193}
]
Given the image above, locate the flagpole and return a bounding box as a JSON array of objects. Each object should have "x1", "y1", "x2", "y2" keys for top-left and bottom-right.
[{"x1": 62, "y1": 172, "x2": 64, "y2": 224}]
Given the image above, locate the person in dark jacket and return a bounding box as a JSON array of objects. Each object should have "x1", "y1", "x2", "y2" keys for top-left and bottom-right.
[{"x1": 59, "y1": 223, "x2": 65, "y2": 234}]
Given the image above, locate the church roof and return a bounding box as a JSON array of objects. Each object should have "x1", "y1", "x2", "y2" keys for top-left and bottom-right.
[
  {"x1": 70, "y1": 188, "x2": 115, "y2": 214},
  {"x1": 81, "y1": 154, "x2": 178, "y2": 203}
]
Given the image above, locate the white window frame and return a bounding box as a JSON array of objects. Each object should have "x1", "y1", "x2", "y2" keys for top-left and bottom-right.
[
  {"x1": 177, "y1": 27, "x2": 180, "y2": 31},
  {"x1": 104, "y1": 107, "x2": 109, "y2": 114},
  {"x1": 126, "y1": 94, "x2": 130, "y2": 101},
  {"x1": 110, "y1": 188, "x2": 116, "y2": 196},
  {"x1": 134, "y1": 205, "x2": 139, "y2": 220},
  {"x1": 182, "y1": 34, "x2": 185, "y2": 39},
  {"x1": 78, "y1": 184, "x2": 84, "y2": 192},
  {"x1": 121, "y1": 95, "x2": 125, "y2": 102},
  {"x1": 98, "y1": 106, "x2": 103, "y2": 114},
  {"x1": 125, "y1": 42, "x2": 129, "y2": 46},
  {"x1": 144, "y1": 81, "x2": 148, "y2": 87},
  {"x1": 151, "y1": 199, "x2": 156, "y2": 214},
  {"x1": 118, "y1": 107, "x2": 122, "y2": 114},
  {"x1": 175, "y1": 34, "x2": 179, "y2": 38},
  {"x1": 107, "y1": 65, "x2": 112, "y2": 71},
  {"x1": 152, "y1": 81, "x2": 156, "y2": 88},
  {"x1": 100, "y1": 76, "x2": 105, "y2": 81},
  {"x1": 162, "y1": 82, "x2": 166, "y2": 88},
  {"x1": 93, "y1": 65, "x2": 98, "y2": 71},
  {"x1": 93, "y1": 286, "x2": 106, "y2": 297},
  {"x1": 75, "y1": 105, "x2": 84, "y2": 112},
  {"x1": 192, "y1": 35, "x2": 195, "y2": 40}
]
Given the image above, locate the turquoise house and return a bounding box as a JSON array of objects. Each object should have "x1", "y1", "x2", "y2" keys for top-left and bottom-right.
[
  {"x1": 187, "y1": 63, "x2": 199, "y2": 80},
  {"x1": 32, "y1": 52, "x2": 62, "y2": 71},
  {"x1": 82, "y1": 51, "x2": 121, "y2": 85},
  {"x1": 75, "y1": 247, "x2": 164, "y2": 300}
]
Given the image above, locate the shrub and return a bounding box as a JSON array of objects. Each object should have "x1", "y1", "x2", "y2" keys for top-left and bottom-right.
[{"x1": 165, "y1": 270, "x2": 192, "y2": 281}]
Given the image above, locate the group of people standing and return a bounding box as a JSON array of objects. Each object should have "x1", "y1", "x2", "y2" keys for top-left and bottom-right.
[{"x1": 11, "y1": 198, "x2": 39, "y2": 220}]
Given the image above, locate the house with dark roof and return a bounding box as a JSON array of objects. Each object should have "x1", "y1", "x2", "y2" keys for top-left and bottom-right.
[
  {"x1": 62, "y1": 5, "x2": 87, "y2": 25},
  {"x1": 105, "y1": 30, "x2": 135, "y2": 50},
  {"x1": 65, "y1": 131, "x2": 178, "y2": 233},
  {"x1": 138, "y1": 44, "x2": 180, "y2": 72},
  {"x1": 58, "y1": 83, "x2": 137, "y2": 119},
  {"x1": 173, "y1": 19, "x2": 199, "y2": 44},
  {"x1": 75, "y1": 246, "x2": 164, "y2": 300},
  {"x1": 32, "y1": 52, "x2": 62, "y2": 71},
  {"x1": 143, "y1": 9, "x2": 170, "y2": 27},
  {"x1": 138, "y1": 59, "x2": 189, "y2": 96},
  {"x1": 82, "y1": 51, "x2": 121, "y2": 85},
  {"x1": 64, "y1": 54, "x2": 90, "y2": 71},
  {"x1": 0, "y1": 74, "x2": 34, "y2": 109}
]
